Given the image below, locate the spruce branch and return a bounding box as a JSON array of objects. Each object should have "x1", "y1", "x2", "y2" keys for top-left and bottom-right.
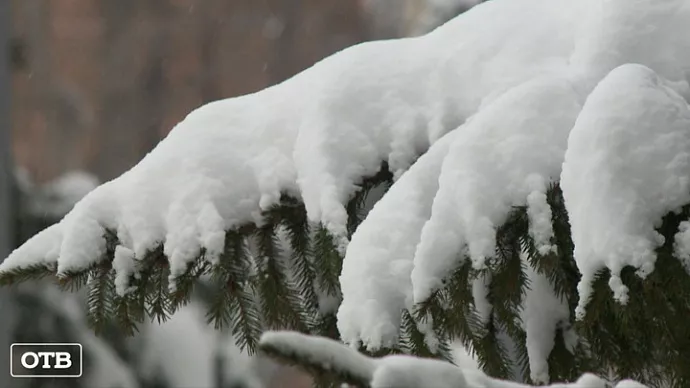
[
  {"x1": 402, "y1": 309, "x2": 453, "y2": 362},
  {"x1": 170, "y1": 255, "x2": 208, "y2": 310},
  {"x1": 56, "y1": 268, "x2": 90, "y2": 292},
  {"x1": 471, "y1": 314, "x2": 513, "y2": 380},
  {"x1": 276, "y1": 199, "x2": 320, "y2": 314},
  {"x1": 0, "y1": 263, "x2": 55, "y2": 286},
  {"x1": 207, "y1": 231, "x2": 261, "y2": 353},
  {"x1": 345, "y1": 161, "x2": 393, "y2": 237},
  {"x1": 312, "y1": 312, "x2": 340, "y2": 341},
  {"x1": 112, "y1": 290, "x2": 143, "y2": 336},
  {"x1": 85, "y1": 263, "x2": 115, "y2": 335},
  {"x1": 142, "y1": 251, "x2": 173, "y2": 324},
  {"x1": 313, "y1": 225, "x2": 342, "y2": 299},
  {"x1": 253, "y1": 224, "x2": 306, "y2": 331}
]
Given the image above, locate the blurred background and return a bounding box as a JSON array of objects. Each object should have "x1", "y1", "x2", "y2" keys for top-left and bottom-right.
[{"x1": 0, "y1": 0, "x2": 481, "y2": 387}]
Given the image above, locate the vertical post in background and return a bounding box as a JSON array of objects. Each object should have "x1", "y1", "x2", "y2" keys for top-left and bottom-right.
[
  {"x1": 0, "y1": 0, "x2": 15, "y2": 386},
  {"x1": 0, "y1": 0, "x2": 12, "y2": 257}
]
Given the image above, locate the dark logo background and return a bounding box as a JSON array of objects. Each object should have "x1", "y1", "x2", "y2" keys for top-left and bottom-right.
[{"x1": 11, "y1": 343, "x2": 82, "y2": 378}]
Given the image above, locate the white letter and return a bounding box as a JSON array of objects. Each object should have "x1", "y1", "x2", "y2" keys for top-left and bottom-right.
[
  {"x1": 20, "y1": 352, "x2": 39, "y2": 369},
  {"x1": 37, "y1": 352, "x2": 54, "y2": 368},
  {"x1": 54, "y1": 352, "x2": 72, "y2": 369}
]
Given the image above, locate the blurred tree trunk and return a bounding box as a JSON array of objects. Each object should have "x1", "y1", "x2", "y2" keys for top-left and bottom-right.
[
  {"x1": 199, "y1": 0, "x2": 221, "y2": 104},
  {"x1": 0, "y1": 0, "x2": 16, "y2": 387},
  {"x1": 138, "y1": 0, "x2": 170, "y2": 155},
  {"x1": 20, "y1": 0, "x2": 54, "y2": 182},
  {"x1": 94, "y1": 0, "x2": 138, "y2": 180},
  {"x1": 267, "y1": 0, "x2": 302, "y2": 85}
]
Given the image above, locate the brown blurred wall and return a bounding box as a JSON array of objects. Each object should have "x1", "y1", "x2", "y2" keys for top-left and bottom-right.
[{"x1": 11, "y1": 0, "x2": 367, "y2": 183}]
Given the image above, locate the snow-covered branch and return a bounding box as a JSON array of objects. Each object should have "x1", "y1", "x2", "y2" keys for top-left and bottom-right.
[
  {"x1": 2, "y1": 0, "x2": 690, "y2": 384},
  {"x1": 259, "y1": 331, "x2": 646, "y2": 388}
]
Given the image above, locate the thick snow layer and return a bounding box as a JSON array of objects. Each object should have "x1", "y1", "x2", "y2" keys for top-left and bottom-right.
[
  {"x1": 561, "y1": 64, "x2": 690, "y2": 319},
  {"x1": 411, "y1": 75, "x2": 583, "y2": 303},
  {"x1": 337, "y1": 130, "x2": 455, "y2": 350},
  {"x1": 3, "y1": 0, "x2": 690, "y2": 382},
  {"x1": 0, "y1": 0, "x2": 580, "y2": 289},
  {"x1": 1, "y1": 223, "x2": 62, "y2": 272},
  {"x1": 339, "y1": 0, "x2": 690, "y2": 360},
  {"x1": 570, "y1": 0, "x2": 690, "y2": 91}
]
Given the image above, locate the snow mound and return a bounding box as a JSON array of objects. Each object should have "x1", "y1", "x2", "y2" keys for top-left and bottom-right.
[
  {"x1": 0, "y1": 0, "x2": 581, "y2": 294},
  {"x1": 562, "y1": 63, "x2": 690, "y2": 319},
  {"x1": 571, "y1": 0, "x2": 690, "y2": 90},
  {"x1": 2, "y1": 0, "x2": 690, "y2": 382},
  {"x1": 339, "y1": 0, "x2": 690, "y2": 355}
]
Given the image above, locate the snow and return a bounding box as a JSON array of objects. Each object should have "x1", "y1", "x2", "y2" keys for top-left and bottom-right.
[
  {"x1": 260, "y1": 331, "x2": 376, "y2": 383},
  {"x1": 450, "y1": 341, "x2": 479, "y2": 371},
  {"x1": 371, "y1": 355, "x2": 469, "y2": 388},
  {"x1": 471, "y1": 271, "x2": 492, "y2": 325},
  {"x1": 339, "y1": 0, "x2": 690, "y2": 360},
  {"x1": 673, "y1": 221, "x2": 690, "y2": 273},
  {"x1": 519, "y1": 253, "x2": 571, "y2": 384},
  {"x1": 570, "y1": 0, "x2": 690, "y2": 92},
  {"x1": 0, "y1": 0, "x2": 581, "y2": 284},
  {"x1": 3, "y1": 0, "x2": 690, "y2": 384},
  {"x1": 561, "y1": 64, "x2": 690, "y2": 319},
  {"x1": 112, "y1": 245, "x2": 136, "y2": 296},
  {"x1": 415, "y1": 313, "x2": 440, "y2": 353},
  {"x1": 38, "y1": 282, "x2": 261, "y2": 388},
  {"x1": 139, "y1": 302, "x2": 260, "y2": 388},
  {"x1": 615, "y1": 381, "x2": 649, "y2": 388},
  {"x1": 260, "y1": 331, "x2": 647, "y2": 388},
  {"x1": 1, "y1": 223, "x2": 62, "y2": 271},
  {"x1": 412, "y1": 74, "x2": 583, "y2": 303},
  {"x1": 337, "y1": 131, "x2": 454, "y2": 350},
  {"x1": 526, "y1": 190, "x2": 557, "y2": 256},
  {"x1": 138, "y1": 303, "x2": 218, "y2": 387}
]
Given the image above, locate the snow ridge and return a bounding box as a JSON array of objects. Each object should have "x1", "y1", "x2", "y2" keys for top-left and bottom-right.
[{"x1": 562, "y1": 63, "x2": 690, "y2": 319}]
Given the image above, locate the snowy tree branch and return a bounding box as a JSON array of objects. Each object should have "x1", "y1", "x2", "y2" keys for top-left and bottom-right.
[
  {"x1": 259, "y1": 331, "x2": 375, "y2": 387},
  {"x1": 259, "y1": 331, "x2": 647, "y2": 388}
]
